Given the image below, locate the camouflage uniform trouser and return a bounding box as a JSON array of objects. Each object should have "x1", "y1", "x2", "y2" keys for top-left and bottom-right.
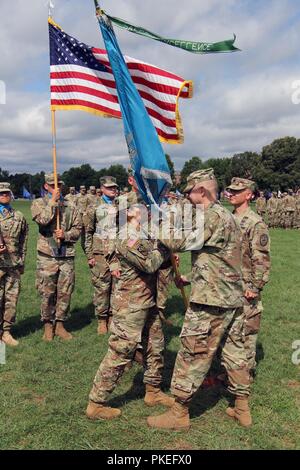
[
  {"x1": 171, "y1": 303, "x2": 250, "y2": 405},
  {"x1": 283, "y1": 212, "x2": 295, "y2": 229},
  {"x1": 80, "y1": 229, "x2": 86, "y2": 254},
  {"x1": 267, "y1": 211, "x2": 275, "y2": 228},
  {"x1": 294, "y1": 212, "x2": 300, "y2": 229},
  {"x1": 244, "y1": 298, "x2": 263, "y2": 371},
  {"x1": 36, "y1": 253, "x2": 75, "y2": 322},
  {"x1": 89, "y1": 306, "x2": 164, "y2": 404},
  {"x1": 0, "y1": 268, "x2": 21, "y2": 332},
  {"x1": 90, "y1": 254, "x2": 114, "y2": 320}
]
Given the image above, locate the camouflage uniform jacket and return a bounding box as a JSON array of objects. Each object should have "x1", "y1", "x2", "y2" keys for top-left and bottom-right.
[
  {"x1": 31, "y1": 196, "x2": 82, "y2": 258},
  {"x1": 0, "y1": 208, "x2": 28, "y2": 268},
  {"x1": 76, "y1": 194, "x2": 89, "y2": 215},
  {"x1": 160, "y1": 201, "x2": 244, "y2": 309},
  {"x1": 283, "y1": 195, "x2": 296, "y2": 212},
  {"x1": 256, "y1": 197, "x2": 266, "y2": 213},
  {"x1": 267, "y1": 197, "x2": 278, "y2": 212},
  {"x1": 84, "y1": 197, "x2": 118, "y2": 260},
  {"x1": 64, "y1": 194, "x2": 77, "y2": 206},
  {"x1": 87, "y1": 194, "x2": 99, "y2": 207},
  {"x1": 111, "y1": 225, "x2": 170, "y2": 310},
  {"x1": 233, "y1": 207, "x2": 270, "y2": 294}
]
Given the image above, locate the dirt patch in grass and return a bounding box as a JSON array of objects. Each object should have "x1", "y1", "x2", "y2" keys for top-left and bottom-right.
[
  {"x1": 18, "y1": 387, "x2": 46, "y2": 405},
  {"x1": 164, "y1": 439, "x2": 195, "y2": 450},
  {"x1": 286, "y1": 380, "x2": 300, "y2": 389}
]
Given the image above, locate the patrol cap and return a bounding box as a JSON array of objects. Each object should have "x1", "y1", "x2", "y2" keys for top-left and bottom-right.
[
  {"x1": 45, "y1": 173, "x2": 64, "y2": 185},
  {"x1": 227, "y1": 177, "x2": 256, "y2": 192},
  {"x1": 0, "y1": 182, "x2": 12, "y2": 194},
  {"x1": 80, "y1": 185, "x2": 86, "y2": 190},
  {"x1": 89, "y1": 186, "x2": 96, "y2": 191},
  {"x1": 69, "y1": 187, "x2": 75, "y2": 191},
  {"x1": 100, "y1": 176, "x2": 118, "y2": 188},
  {"x1": 183, "y1": 168, "x2": 216, "y2": 193}
]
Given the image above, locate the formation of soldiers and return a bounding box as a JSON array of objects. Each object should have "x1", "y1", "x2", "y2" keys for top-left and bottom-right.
[
  {"x1": 256, "y1": 190, "x2": 300, "y2": 229},
  {"x1": 0, "y1": 169, "x2": 271, "y2": 431}
]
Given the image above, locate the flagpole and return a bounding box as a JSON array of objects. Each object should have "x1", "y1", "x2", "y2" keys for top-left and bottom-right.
[
  {"x1": 92, "y1": 0, "x2": 188, "y2": 310},
  {"x1": 51, "y1": 109, "x2": 61, "y2": 237},
  {"x1": 94, "y1": 0, "x2": 102, "y2": 15},
  {"x1": 170, "y1": 254, "x2": 189, "y2": 309}
]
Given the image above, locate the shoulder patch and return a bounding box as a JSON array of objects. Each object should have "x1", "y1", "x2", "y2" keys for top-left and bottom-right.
[{"x1": 260, "y1": 234, "x2": 269, "y2": 247}]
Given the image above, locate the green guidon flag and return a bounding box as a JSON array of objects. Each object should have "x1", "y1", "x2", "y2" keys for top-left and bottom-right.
[{"x1": 106, "y1": 13, "x2": 240, "y2": 54}]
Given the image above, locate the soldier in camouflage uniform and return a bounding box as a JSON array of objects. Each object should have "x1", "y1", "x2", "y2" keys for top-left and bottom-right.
[
  {"x1": 274, "y1": 195, "x2": 284, "y2": 228},
  {"x1": 31, "y1": 173, "x2": 82, "y2": 341},
  {"x1": 84, "y1": 176, "x2": 118, "y2": 335},
  {"x1": 266, "y1": 192, "x2": 278, "y2": 228},
  {"x1": 255, "y1": 192, "x2": 266, "y2": 221},
  {"x1": 88, "y1": 186, "x2": 98, "y2": 207},
  {"x1": 0, "y1": 183, "x2": 28, "y2": 346},
  {"x1": 86, "y1": 205, "x2": 174, "y2": 420},
  {"x1": 76, "y1": 185, "x2": 89, "y2": 253},
  {"x1": 148, "y1": 169, "x2": 252, "y2": 431},
  {"x1": 282, "y1": 190, "x2": 296, "y2": 229},
  {"x1": 227, "y1": 178, "x2": 271, "y2": 377},
  {"x1": 294, "y1": 192, "x2": 300, "y2": 229},
  {"x1": 64, "y1": 187, "x2": 77, "y2": 205}
]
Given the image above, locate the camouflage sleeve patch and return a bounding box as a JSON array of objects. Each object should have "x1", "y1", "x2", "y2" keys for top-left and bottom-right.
[{"x1": 259, "y1": 234, "x2": 269, "y2": 247}]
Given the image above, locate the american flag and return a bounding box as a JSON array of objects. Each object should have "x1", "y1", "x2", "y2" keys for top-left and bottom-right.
[{"x1": 49, "y1": 18, "x2": 193, "y2": 144}]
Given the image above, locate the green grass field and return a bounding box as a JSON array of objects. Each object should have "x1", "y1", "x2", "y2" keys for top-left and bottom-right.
[{"x1": 0, "y1": 200, "x2": 299, "y2": 450}]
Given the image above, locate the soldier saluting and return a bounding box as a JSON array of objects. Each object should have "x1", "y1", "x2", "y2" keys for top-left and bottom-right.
[
  {"x1": 31, "y1": 173, "x2": 82, "y2": 341},
  {"x1": 0, "y1": 183, "x2": 28, "y2": 347}
]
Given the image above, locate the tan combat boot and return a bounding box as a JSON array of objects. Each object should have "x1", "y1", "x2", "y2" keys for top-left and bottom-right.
[
  {"x1": 1, "y1": 331, "x2": 19, "y2": 347},
  {"x1": 144, "y1": 384, "x2": 175, "y2": 408},
  {"x1": 225, "y1": 406, "x2": 235, "y2": 418},
  {"x1": 234, "y1": 397, "x2": 252, "y2": 427},
  {"x1": 86, "y1": 401, "x2": 121, "y2": 420},
  {"x1": 97, "y1": 319, "x2": 108, "y2": 335},
  {"x1": 55, "y1": 321, "x2": 73, "y2": 341},
  {"x1": 226, "y1": 397, "x2": 252, "y2": 427},
  {"x1": 147, "y1": 401, "x2": 190, "y2": 430},
  {"x1": 42, "y1": 322, "x2": 54, "y2": 342}
]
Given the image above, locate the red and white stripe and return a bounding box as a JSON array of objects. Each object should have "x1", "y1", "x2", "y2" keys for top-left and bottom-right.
[{"x1": 50, "y1": 49, "x2": 193, "y2": 144}]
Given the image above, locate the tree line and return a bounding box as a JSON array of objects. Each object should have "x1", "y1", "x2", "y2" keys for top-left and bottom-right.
[{"x1": 1, "y1": 136, "x2": 299, "y2": 197}]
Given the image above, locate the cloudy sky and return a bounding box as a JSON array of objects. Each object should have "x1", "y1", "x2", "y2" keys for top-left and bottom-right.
[{"x1": 0, "y1": 0, "x2": 299, "y2": 173}]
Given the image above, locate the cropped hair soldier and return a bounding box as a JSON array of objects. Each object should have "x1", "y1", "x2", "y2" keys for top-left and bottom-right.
[
  {"x1": 84, "y1": 176, "x2": 119, "y2": 334},
  {"x1": 0, "y1": 183, "x2": 28, "y2": 346},
  {"x1": 31, "y1": 173, "x2": 82, "y2": 341},
  {"x1": 147, "y1": 169, "x2": 252, "y2": 431},
  {"x1": 64, "y1": 186, "x2": 77, "y2": 205},
  {"x1": 227, "y1": 178, "x2": 271, "y2": 378},
  {"x1": 76, "y1": 185, "x2": 89, "y2": 253}
]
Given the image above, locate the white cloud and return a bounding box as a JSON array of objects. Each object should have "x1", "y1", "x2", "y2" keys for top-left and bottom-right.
[{"x1": 0, "y1": 0, "x2": 299, "y2": 173}]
